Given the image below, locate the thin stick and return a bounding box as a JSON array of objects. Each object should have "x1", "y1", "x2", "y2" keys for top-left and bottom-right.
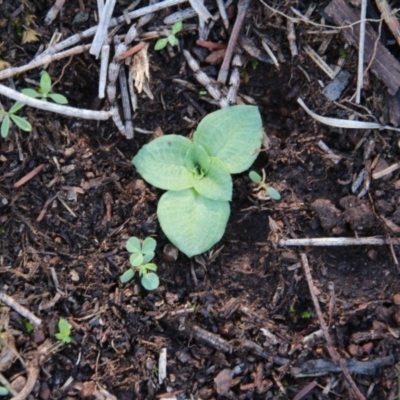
[
  {"x1": 300, "y1": 254, "x2": 366, "y2": 400},
  {"x1": 217, "y1": 0, "x2": 250, "y2": 84},
  {"x1": 286, "y1": 18, "x2": 298, "y2": 57},
  {"x1": 0, "y1": 44, "x2": 91, "y2": 81},
  {"x1": 375, "y1": 0, "x2": 400, "y2": 47},
  {"x1": 98, "y1": 44, "x2": 110, "y2": 98},
  {"x1": 45, "y1": 0, "x2": 66, "y2": 25},
  {"x1": 356, "y1": 0, "x2": 367, "y2": 103},
  {"x1": 279, "y1": 237, "x2": 400, "y2": 246},
  {"x1": 97, "y1": 0, "x2": 105, "y2": 16},
  {"x1": 34, "y1": 0, "x2": 188, "y2": 62},
  {"x1": 13, "y1": 164, "x2": 45, "y2": 188},
  {"x1": 10, "y1": 360, "x2": 40, "y2": 400},
  {"x1": 0, "y1": 373, "x2": 17, "y2": 396},
  {"x1": 0, "y1": 292, "x2": 42, "y2": 326},
  {"x1": 216, "y1": 0, "x2": 229, "y2": 29},
  {"x1": 372, "y1": 161, "x2": 400, "y2": 179},
  {"x1": 116, "y1": 42, "x2": 146, "y2": 61},
  {"x1": 90, "y1": 0, "x2": 117, "y2": 58},
  {"x1": 0, "y1": 83, "x2": 112, "y2": 120},
  {"x1": 119, "y1": 66, "x2": 134, "y2": 139},
  {"x1": 297, "y1": 97, "x2": 400, "y2": 132}
]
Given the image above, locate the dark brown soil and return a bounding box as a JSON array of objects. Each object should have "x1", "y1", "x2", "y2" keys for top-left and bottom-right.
[{"x1": 1, "y1": 0, "x2": 400, "y2": 399}]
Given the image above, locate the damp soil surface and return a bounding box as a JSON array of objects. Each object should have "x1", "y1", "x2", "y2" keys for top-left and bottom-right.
[{"x1": 1, "y1": 1, "x2": 400, "y2": 399}]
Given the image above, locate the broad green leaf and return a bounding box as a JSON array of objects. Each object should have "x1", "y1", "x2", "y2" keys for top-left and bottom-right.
[
  {"x1": 167, "y1": 34, "x2": 178, "y2": 46},
  {"x1": 154, "y1": 38, "x2": 168, "y2": 50},
  {"x1": 10, "y1": 115, "x2": 32, "y2": 131},
  {"x1": 142, "y1": 252, "x2": 155, "y2": 264},
  {"x1": 172, "y1": 21, "x2": 183, "y2": 34},
  {"x1": 21, "y1": 88, "x2": 41, "y2": 98},
  {"x1": 40, "y1": 71, "x2": 52, "y2": 94},
  {"x1": 267, "y1": 187, "x2": 281, "y2": 200},
  {"x1": 130, "y1": 252, "x2": 144, "y2": 267},
  {"x1": 144, "y1": 263, "x2": 157, "y2": 271},
  {"x1": 126, "y1": 237, "x2": 141, "y2": 253},
  {"x1": 9, "y1": 101, "x2": 26, "y2": 113},
  {"x1": 141, "y1": 272, "x2": 159, "y2": 290},
  {"x1": 48, "y1": 93, "x2": 68, "y2": 104},
  {"x1": 132, "y1": 134, "x2": 194, "y2": 191},
  {"x1": 184, "y1": 142, "x2": 210, "y2": 178},
  {"x1": 1, "y1": 116, "x2": 10, "y2": 138},
  {"x1": 0, "y1": 387, "x2": 9, "y2": 396},
  {"x1": 249, "y1": 170, "x2": 262, "y2": 183},
  {"x1": 120, "y1": 269, "x2": 135, "y2": 283},
  {"x1": 192, "y1": 157, "x2": 232, "y2": 201},
  {"x1": 158, "y1": 189, "x2": 230, "y2": 257},
  {"x1": 193, "y1": 105, "x2": 263, "y2": 174},
  {"x1": 142, "y1": 237, "x2": 157, "y2": 254}
]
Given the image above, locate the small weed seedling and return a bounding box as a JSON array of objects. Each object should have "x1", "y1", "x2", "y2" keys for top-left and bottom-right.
[
  {"x1": 0, "y1": 101, "x2": 32, "y2": 138},
  {"x1": 133, "y1": 105, "x2": 263, "y2": 257},
  {"x1": 55, "y1": 318, "x2": 73, "y2": 344},
  {"x1": 120, "y1": 237, "x2": 160, "y2": 290},
  {"x1": 23, "y1": 320, "x2": 34, "y2": 333},
  {"x1": 22, "y1": 71, "x2": 68, "y2": 104},
  {"x1": 249, "y1": 170, "x2": 281, "y2": 201},
  {"x1": 154, "y1": 21, "x2": 182, "y2": 50}
]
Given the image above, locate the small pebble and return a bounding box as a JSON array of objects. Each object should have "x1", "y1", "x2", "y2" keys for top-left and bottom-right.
[
  {"x1": 367, "y1": 249, "x2": 378, "y2": 261},
  {"x1": 31, "y1": 329, "x2": 46, "y2": 344},
  {"x1": 393, "y1": 294, "x2": 400, "y2": 306},
  {"x1": 163, "y1": 243, "x2": 178, "y2": 262}
]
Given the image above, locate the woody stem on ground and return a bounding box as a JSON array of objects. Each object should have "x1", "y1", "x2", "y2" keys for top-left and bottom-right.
[{"x1": 0, "y1": 83, "x2": 112, "y2": 120}]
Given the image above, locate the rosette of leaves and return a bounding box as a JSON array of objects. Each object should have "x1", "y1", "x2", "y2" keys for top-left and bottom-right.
[
  {"x1": 120, "y1": 237, "x2": 159, "y2": 290},
  {"x1": 132, "y1": 105, "x2": 263, "y2": 257},
  {"x1": 22, "y1": 71, "x2": 68, "y2": 104}
]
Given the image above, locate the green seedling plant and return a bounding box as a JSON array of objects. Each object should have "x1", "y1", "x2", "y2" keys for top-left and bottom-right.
[
  {"x1": 154, "y1": 21, "x2": 182, "y2": 50},
  {"x1": 132, "y1": 105, "x2": 263, "y2": 257},
  {"x1": 120, "y1": 236, "x2": 159, "y2": 290},
  {"x1": 55, "y1": 318, "x2": 73, "y2": 344},
  {"x1": 22, "y1": 71, "x2": 68, "y2": 104},
  {"x1": 0, "y1": 101, "x2": 32, "y2": 138},
  {"x1": 23, "y1": 320, "x2": 34, "y2": 333},
  {"x1": 249, "y1": 170, "x2": 281, "y2": 200}
]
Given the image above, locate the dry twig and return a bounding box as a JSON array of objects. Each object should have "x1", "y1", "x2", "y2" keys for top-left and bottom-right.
[
  {"x1": 217, "y1": 0, "x2": 250, "y2": 84},
  {"x1": 300, "y1": 253, "x2": 366, "y2": 400},
  {"x1": 375, "y1": 0, "x2": 400, "y2": 46},
  {"x1": 355, "y1": 0, "x2": 367, "y2": 103},
  {"x1": 0, "y1": 292, "x2": 42, "y2": 327},
  {"x1": 279, "y1": 237, "x2": 400, "y2": 246}
]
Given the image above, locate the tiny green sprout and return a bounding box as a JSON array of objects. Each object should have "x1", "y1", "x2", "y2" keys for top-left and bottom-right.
[
  {"x1": 55, "y1": 318, "x2": 73, "y2": 344},
  {"x1": 301, "y1": 311, "x2": 312, "y2": 320},
  {"x1": 23, "y1": 320, "x2": 34, "y2": 333},
  {"x1": 0, "y1": 101, "x2": 32, "y2": 138},
  {"x1": 0, "y1": 387, "x2": 8, "y2": 396},
  {"x1": 154, "y1": 21, "x2": 183, "y2": 50},
  {"x1": 22, "y1": 71, "x2": 68, "y2": 104},
  {"x1": 120, "y1": 236, "x2": 160, "y2": 290},
  {"x1": 249, "y1": 169, "x2": 281, "y2": 201},
  {"x1": 251, "y1": 60, "x2": 259, "y2": 70}
]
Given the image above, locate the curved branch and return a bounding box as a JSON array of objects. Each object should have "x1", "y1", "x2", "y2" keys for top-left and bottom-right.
[{"x1": 10, "y1": 360, "x2": 40, "y2": 400}]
